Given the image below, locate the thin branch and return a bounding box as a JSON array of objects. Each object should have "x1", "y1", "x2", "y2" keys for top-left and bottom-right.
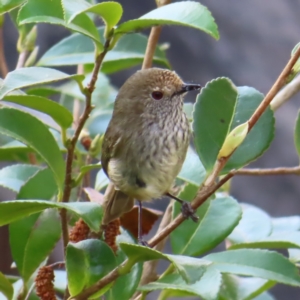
[
  {"x1": 0, "y1": 26, "x2": 8, "y2": 77},
  {"x1": 248, "y1": 46, "x2": 300, "y2": 131},
  {"x1": 270, "y1": 75, "x2": 300, "y2": 111},
  {"x1": 141, "y1": 0, "x2": 170, "y2": 69},
  {"x1": 16, "y1": 50, "x2": 29, "y2": 69},
  {"x1": 236, "y1": 166, "x2": 300, "y2": 175},
  {"x1": 142, "y1": 26, "x2": 162, "y2": 69},
  {"x1": 60, "y1": 41, "x2": 111, "y2": 251}
]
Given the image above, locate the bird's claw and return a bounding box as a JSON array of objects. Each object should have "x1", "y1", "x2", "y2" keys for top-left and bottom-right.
[{"x1": 181, "y1": 202, "x2": 199, "y2": 222}]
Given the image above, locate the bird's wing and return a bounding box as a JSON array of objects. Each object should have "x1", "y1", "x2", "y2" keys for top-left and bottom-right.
[{"x1": 101, "y1": 125, "x2": 122, "y2": 177}]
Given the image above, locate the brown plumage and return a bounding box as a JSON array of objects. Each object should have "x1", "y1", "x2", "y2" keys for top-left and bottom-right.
[{"x1": 101, "y1": 68, "x2": 201, "y2": 241}]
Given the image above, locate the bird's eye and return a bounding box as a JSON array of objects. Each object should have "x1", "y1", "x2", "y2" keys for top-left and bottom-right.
[{"x1": 151, "y1": 91, "x2": 163, "y2": 100}]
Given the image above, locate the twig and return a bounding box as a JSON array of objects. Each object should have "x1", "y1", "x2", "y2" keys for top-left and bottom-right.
[
  {"x1": 248, "y1": 46, "x2": 300, "y2": 131},
  {"x1": 47, "y1": 261, "x2": 65, "y2": 269},
  {"x1": 60, "y1": 41, "x2": 110, "y2": 251},
  {"x1": 16, "y1": 50, "x2": 29, "y2": 69},
  {"x1": 141, "y1": 0, "x2": 170, "y2": 69},
  {"x1": 271, "y1": 75, "x2": 300, "y2": 111},
  {"x1": 0, "y1": 26, "x2": 8, "y2": 77},
  {"x1": 236, "y1": 166, "x2": 300, "y2": 175},
  {"x1": 142, "y1": 27, "x2": 162, "y2": 69}
]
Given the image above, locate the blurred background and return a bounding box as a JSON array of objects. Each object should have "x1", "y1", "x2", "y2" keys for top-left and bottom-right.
[{"x1": 1, "y1": 0, "x2": 300, "y2": 299}]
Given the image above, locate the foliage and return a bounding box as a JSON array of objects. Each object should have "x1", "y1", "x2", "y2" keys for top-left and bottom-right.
[{"x1": 0, "y1": 0, "x2": 299, "y2": 299}]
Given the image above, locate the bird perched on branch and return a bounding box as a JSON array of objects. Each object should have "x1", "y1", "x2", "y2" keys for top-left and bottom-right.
[{"x1": 101, "y1": 68, "x2": 201, "y2": 244}]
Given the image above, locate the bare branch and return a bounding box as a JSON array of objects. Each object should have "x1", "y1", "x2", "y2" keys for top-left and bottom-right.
[{"x1": 236, "y1": 166, "x2": 300, "y2": 175}]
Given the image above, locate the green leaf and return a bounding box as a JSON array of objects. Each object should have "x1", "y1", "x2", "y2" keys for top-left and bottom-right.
[
  {"x1": 88, "y1": 111, "x2": 112, "y2": 136},
  {"x1": 224, "y1": 87, "x2": 275, "y2": 172},
  {"x1": 272, "y1": 216, "x2": 300, "y2": 233},
  {"x1": 0, "y1": 67, "x2": 84, "y2": 99},
  {"x1": 204, "y1": 249, "x2": 300, "y2": 286},
  {"x1": 119, "y1": 243, "x2": 210, "y2": 284},
  {"x1": 0, "y1": 108, "x2": 65, "y2": 191},
  {"x1": 193, "y1": 81, "x2": 275, "y2": 173},
  {"x1": 0, "y1": 140, "x2": 30, "y2": 162},
  {"x1": 66, "y1": 240, "x2": 116, "y2": 296},
  {"x1": 0, "y1": 200, "x2": 103, "y2": 231},
  {"x1": 294, "y1": 109, "x2": 300, "y2": 158},
  {"x1": 11, "y1": 209, "x2": 61, "y2": 282},
  {"x1": 177, "y1": 147, "x2": 206, "y2": 186},
  {"x1": 9, "y1": 168, "x2": 59, "y2": 282},
  {"x1": 228, "y1": 203, "x2": 272, "y2": 245},
  {"x1": 115, "y1": 1, "x2": 219, "y2": 40},
  {"x1": 171, "y1": 195, "x2": 242, "y2": 256},
  {"x1": 220, "y1": 274, "x2": 275, "y2": 300},
  {"x1": 63, "y1": 1, "x2": 123, "y2": 32},
  {"x1": 0, "y1": 272, "x2": 13, "y2": 300},
  {"x1": 0, "y1": 164, "x2": 41, "y2": 192},
  {"x1": 193, "y1": 78, "x2": 238, "y2": 172},
  {"x1": 229, "y1": 232, "x2": 300, "y2": 250},
  {"x1": 37, "y1": 29, "x2": 170, "y2": 73},
  {"x1": 106, "y1": 229, "x2": 142, "y2": 300},
  {"x1": 18, "y1": 0, "x2": 102, "y2": 49},
  {"x1": 3, "y1": 95, "x2": 73, "y2": 129},
  {"x1": 140, "y1": 266, "x2": 222, "y2": 300},
  {"x1": 0, "y1": 0, "x2": 26, "y2": 14}
]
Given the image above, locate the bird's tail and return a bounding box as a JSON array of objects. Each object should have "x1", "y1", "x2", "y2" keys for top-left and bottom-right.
[{"x1": 102, "y1": 183, "x2": 134, "y2": 225}]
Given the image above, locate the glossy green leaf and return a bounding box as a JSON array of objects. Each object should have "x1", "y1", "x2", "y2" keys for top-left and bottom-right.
[
  {"x1": 0, "y1": 108, "x2": 65, "y2": 190},
  {"x1": 106, "y1": 229, "x2": 142, "y2": 300},
  {"x1": 11, "y1": 209, "x2": 61, "y2": 282},
  {"x1": 63, "y1": 1, "x2": 123, "y2": 31},
  {"x1": 119, "y1": 243, "x2": 210, "y2": 284},
  {"x1": 288, "y1": 249, "x2": 300, "y2": 263},
  {"x1": 228, "y1": 203, "x2": 272, "y2": 245},
  {"x1": 288, "y1": 42, "x2": 300, "y2": 82},
  {"x1": 193, "y1": 81, "x2": 275, "y2": 173},
  {"x1": 229, "y1": 232, "x2": 300, "y2": 250},
  {"x1": 0, "y1": 140, "x2": 30, "y2": 162},
  {"x1": 193, "y1": 78, "x2": 238, "y2": 172},
  {"x1": 18, "y1": 0, "x2": 102, "y2": 49},
  {"x1": 115, "y1": 1, "x2": 219, "y2": 40},
  {"x1": 220, "y1": 274, "x2": 275, "y2": 300},
  {"x1": 224, "y1": 87, "x2": 275, "y2": 172},
  {"x1": 177, "y1": 147, "x2": 206, "y2": 186},
  {"x1": 66, "y1": 240, "x2": 116, "y2": 296},
  {"x1": 0, "y1": 0, "x2": 25, "y2": 14},
  {"x1": 204, "y1": 249, "x2": 300, "y2": 286},
  {"x1": 10, "y1": 168, "x2": 59, "y2": 282},
  {"x1": 140, "y1": 266, "x2": 221, "y2": 300},
  {"x1": 171, "y1": 195, "x2": 241, "y2": 256},
  {"x1": 0, "y1": 164, "x2": 41, "y2": 192},
  {"x1": 0, "y1": 200, "x2": 103, "y2": 231},
  {"x1": 0, "y1": 272, "x2": 13, "y2": 300},
  {"x1": 37, "y1": 29, "x2": 170, "y2": 73},
  {"x1": 294, "y1": 109, "x2": 300, "y2": 158},
  {"x1": 88, "y1": 111, "x2": 112, "y2": 136},
  {"x1": 0, "y1": 67, "x2": 84, "y2": 99},
  {"x1": 272, "y1": 216, "x2": 300, "y2": 233},
  {"x1": 3, "y1": 95, "x2": 73, "y2": 128}
]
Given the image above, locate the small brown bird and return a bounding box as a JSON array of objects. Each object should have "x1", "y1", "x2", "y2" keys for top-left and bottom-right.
[{"x1": 101, "y1": 68, "x2": 201, "y2": 243}]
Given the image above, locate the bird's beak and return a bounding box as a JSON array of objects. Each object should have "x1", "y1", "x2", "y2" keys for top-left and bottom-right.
[{"x1": 179, "y1": 83, "x2": 202, "y2": 94}]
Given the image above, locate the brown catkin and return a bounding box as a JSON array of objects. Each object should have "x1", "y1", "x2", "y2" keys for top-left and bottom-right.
[
  {"x1": 69, "y1": 218, "x2": 90, "y2": 243},
  {"x1": 104, "y1": 219, "x2": 121, "y2": 253},
  {"x1": 35, "y1": 266, "x2": 56, "y2": 300}
]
